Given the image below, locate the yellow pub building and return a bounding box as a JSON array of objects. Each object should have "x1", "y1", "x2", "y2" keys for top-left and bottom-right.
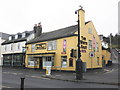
[{"x1": 25, "y1": 8, "x2": 103, "y2": 71}]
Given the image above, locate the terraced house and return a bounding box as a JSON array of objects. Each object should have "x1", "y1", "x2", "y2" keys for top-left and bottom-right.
[
  {"x1": 2, "y1": 31, "x2": 34, "y2": 67},
  {"x1": 25, "y1": 8, "x2": 102, "y2": 71}
]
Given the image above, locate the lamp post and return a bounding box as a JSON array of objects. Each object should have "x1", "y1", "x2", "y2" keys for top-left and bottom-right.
[{"x1": 75, "y1": 6, "x2": 83, "y2": 80}]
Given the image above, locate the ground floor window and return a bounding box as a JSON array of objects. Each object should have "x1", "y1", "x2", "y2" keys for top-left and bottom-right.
[
  {"x1": 61, "y1": 56, "x2": 67, "y2": 67},
  {"x1": 28, "y1": 56, "x2": 37, "y2": 66},
  {"x1": 3, "y1": 55, "x2": 12, "y2": 66},
  {"x1": 43, "y1": 56, "x2": 54, "y2": 67},
  {"x1": 13, "y1": 54, "x2": 24, "y2": 66},
  {"x1": 3, "y1": 54, "x2": 24, "y2": 66}
]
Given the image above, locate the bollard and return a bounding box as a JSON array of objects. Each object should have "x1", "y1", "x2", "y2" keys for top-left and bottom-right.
[{"x1": 20, "y1": 77, "x2": 25, "y2": 90}]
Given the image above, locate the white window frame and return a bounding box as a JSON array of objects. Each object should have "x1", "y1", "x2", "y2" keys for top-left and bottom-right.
[
  {"x1": 31, "y1": 44, "x2": 35, "y2": 52},
  {"x1": 96, "y1": 42, "x2": 99, "y2": 52},
  {"x1": 89, "y1": 40, "x2": 92, "y2": 50},
  {"x1": 15, "y1": 35, "x2": 18, "y2": 39},
  {"x1": 61, "y1": 56, "x2": 67, "y2": 68},
  {"x1": 5, "y1": 45, "x2": 7, "y2": 51},
  {"x1": 18, "y1": 43, "x2": 20, "y2": 50},
  {"x1": 43, "y1": 56, "x2": 53, "y2": 67},
  {"x1": 47, "y1": 40, "x2": 57, "y2": 50},
  {"x1": 11, "y1": 44, "x2": 13, "y2": 51},
  {"x1": 88, "y1": 28, "x2": 92, "y2": 34},
  {"x1": 28, "y1": 56, "x2": 34, "y2": 66}
]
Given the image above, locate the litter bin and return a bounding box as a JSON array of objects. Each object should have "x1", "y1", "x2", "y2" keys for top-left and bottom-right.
[
  {"x1": 82, "y1": 62, "x2": 87, "y2": 72},
  {"x1": 46, "y1": 66, "x2": 51, "y2": 75}
]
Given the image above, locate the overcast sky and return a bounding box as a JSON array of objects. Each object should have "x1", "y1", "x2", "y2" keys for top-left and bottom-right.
[{"x1": 0, "y1": 0, "x2": 119, "y2": 37}]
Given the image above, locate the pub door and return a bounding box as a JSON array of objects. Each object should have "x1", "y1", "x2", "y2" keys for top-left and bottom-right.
[{"x1": 39, "y1": 57, "x2": 43, "y2": 69}]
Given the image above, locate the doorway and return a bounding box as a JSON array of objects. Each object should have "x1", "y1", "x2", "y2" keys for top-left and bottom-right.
[{"x1": 39, "y1": 57, "x2": 43, "y2": 69}]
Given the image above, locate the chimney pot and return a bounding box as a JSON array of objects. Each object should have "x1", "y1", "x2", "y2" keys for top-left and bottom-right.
[{"x1": 34, "y1": 24, "x2": 37, "y2": 27}]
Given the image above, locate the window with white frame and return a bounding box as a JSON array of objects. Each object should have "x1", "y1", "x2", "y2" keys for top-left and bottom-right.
[
  {"x1": 96, "y1": 42, "x2": 99, "y2": 52},
  {"x1": 5, "y1": 45, "x2": 7, "y2": 51},
  {"x1": 11, "y1": 44, "x2": 13, "y2": 51},
  {"x1": 15, "y1": 35, "x2": 18, "y2": 39},
  {"x1": 22, "y1": 33, "x2": 26, "y2": 38},
  {"x1": 88, "y1": 40, "x2": 92, "y2": 50},
  {"x1": 61, "y1": 56, "x2": 67, "y2": 67},
  {"x1": 88, "y1": 28, "x2": 92, "y2": 34},
  {"x1": 28, "y1": 56, "x2": 34, "y2": 66},
  {"x1": 31, "y1": 44, "x2": 35, "y2": 52},
  {"x1": 48, "y1": 40, "x2": 57, "y2": 50},
  {"x1": 43, "y1": 56, "x2": 54, "y2": 67},
  {"x1": 18, "y1": 43, "x2": 20, "y2": 50}
]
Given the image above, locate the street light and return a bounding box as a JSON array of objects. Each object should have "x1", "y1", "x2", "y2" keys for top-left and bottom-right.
[{"x1": 75, "y1": 6, "x2": 83, "y2": 80}]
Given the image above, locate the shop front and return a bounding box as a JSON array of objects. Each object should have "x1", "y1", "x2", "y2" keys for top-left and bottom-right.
[
  {"x1": 3, "y1": 53, "x2": 25, "y2": 67},
  {"x1": 26, "y1": 53, "x2": 55, "y2": 69}
]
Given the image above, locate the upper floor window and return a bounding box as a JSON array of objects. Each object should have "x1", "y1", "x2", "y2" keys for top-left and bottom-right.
[
  {"x1": 9, "y1": 36, "x2": 12, "y2": 40},
  {"x1": 5, "y1": 45, "x2": 7, "y2": 51},
  {"x1": 31, "y1": 44, "x2": 35, "y2": 52},
  {"x1": 88, "y1": 40, "x2": 92, "y2": 50},
  {"x1": 15, "y1": 35, "x2": 18, "y2": 39},
  {"x1": 22, "y1": 33, "x2": 26, "y2": 38},
  {"x1": 48, "y1": 40, "x2": 57, "y2": 50},
  {"x1": 96, "y1": 42, "x2": 99, "y2": 52},
  {"x1": 88, "y1": 28, "x2": 92, "y2": 34},
  {"x1": 11, "y1": 44, "x2": 13, "y2": 51},
  {"x1": 18, "y1": 43, "x2": 20, "y2": 50}
]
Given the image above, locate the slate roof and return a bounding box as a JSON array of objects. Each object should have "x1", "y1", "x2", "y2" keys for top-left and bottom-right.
[
  {"x1": 26, "y1": 25, "x2": 78, "y2": 44},
  {"x1": 0, "y1": 32, "x2": 10, "y2": 40},
  {"x1": 2, "y1": 31, "x2": 33, "y2": 45}
]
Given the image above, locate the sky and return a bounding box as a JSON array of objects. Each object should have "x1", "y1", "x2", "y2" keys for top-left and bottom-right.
[{"x1": 0, "y1": 0, "x2": 119, "y2": 37}]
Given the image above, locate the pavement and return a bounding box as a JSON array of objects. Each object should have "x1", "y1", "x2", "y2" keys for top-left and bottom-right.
[{"x1": 2, "y1": 62, "x2": 119, "y2": 86}]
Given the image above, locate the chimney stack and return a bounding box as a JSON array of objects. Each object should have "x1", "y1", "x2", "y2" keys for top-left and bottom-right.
[{"x1": 34, "y1": 22, "x2": 42, "y2": 38}]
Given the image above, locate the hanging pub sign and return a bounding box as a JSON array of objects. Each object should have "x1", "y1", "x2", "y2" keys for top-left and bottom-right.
[
  {"x1": 61, "y1": 39, "x2": 67, "y2": 54},
  {"x1": 36, "y1": 43, "x2": 46, "y2": 50}
]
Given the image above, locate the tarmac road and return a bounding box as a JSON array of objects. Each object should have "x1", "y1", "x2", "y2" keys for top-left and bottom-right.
[{"x1": 2, "y1": 70, "x2": 118, "y2": 89}]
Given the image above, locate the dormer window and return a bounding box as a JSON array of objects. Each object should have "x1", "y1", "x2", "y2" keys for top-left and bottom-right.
[
  {"x1": 9, "y1": 36, "x2": 12, "y2": 40},
  {"x1": 15, "y1": 35, "x2": 18, "y2": 39},
  {"x1": 22, "y1": 33, "x2": 26, "y2": 38}
]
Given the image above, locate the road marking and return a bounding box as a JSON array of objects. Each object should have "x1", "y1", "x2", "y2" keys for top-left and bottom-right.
[
  {"x1": 31, "y1": 76, "x2": 51, "y2": 80},
  {"x1": 3, "y1": 72, "x2": 51, "y2": 80},
  {"x1": 103, "y1": 69, "x2": 118, "y2": 74},
  {"x1": 2, "y1": 85, "x2": 13, "y2": 88}
]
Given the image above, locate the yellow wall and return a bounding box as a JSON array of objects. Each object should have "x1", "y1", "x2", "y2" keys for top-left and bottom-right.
[
  {"x1": 25, "y1": 36, "x2": 77, "y2": 71},
  {"x1": 102, "y1": 50, "x2": 111, "y2": 64},
  {"x1": 25, "y1": 9, "x2": 102, "y2": 71}
]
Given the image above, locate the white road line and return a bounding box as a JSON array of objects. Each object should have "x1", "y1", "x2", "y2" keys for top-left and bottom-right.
[
  {"x1": 31, "y1": 76, "x2": 51, "y2": 80},
  {"x1": 2, "y1": 85, "x2": 13, "y2": 88},
  {"x1": 3, "y1": 72, "x2": 51, "y2": 80},
  {"x1": 103, "y1": 69, "x2": 118, "y2": 74}
]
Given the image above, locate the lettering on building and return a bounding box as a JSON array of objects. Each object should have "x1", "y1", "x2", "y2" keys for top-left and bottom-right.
[
  {"x1": 36, "y1": 43, "x2": 46, "y2": 50},
  {"x1": 80, "y1": 36, "x2": 87, "y2": 53}
]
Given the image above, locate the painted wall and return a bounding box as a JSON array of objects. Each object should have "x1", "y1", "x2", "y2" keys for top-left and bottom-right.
[
  {"x1": 25, "y1": 9, "x2": 102, "y2": 71},
  {"x1": 0, "y1": 38, "x2": 5, "y2": 66},
  {"x1": 25, "y1": 36, "x2": 77, "y2": 71},
  {"x1": 102, "y1": 50, "x2": 111, "y2": 64},
  {"x1": 2, "y1": 41, "x2": 26, "y2": 54}
]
